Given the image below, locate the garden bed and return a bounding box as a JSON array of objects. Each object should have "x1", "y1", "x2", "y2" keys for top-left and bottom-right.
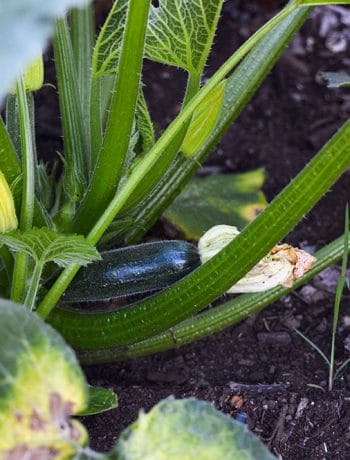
[{"x1": 37, "y1": 1, "x2": 350, "y2": 458}]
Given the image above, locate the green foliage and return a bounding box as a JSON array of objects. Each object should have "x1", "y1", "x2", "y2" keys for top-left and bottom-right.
[
  {"x1": 113, "y1": 398, "x2": 275, "y2": 460},
  {"x1": 92, "y1": 0, "x2": 128, "y2": 78},
  {"x1": 0, "y1": 227, "x2": 100, "y2": 309},
  {"x1": 0, "y1": 299, "x2": 88, "y2": 457},
  {"x1": 181, "y1": 80, "x2": 226, "y2": 158},
  {"x1": 164, "y1": 170, "x2": 267, "y2": 240},
  {"x1": 0, "y1": 0, "x2": 350, "y2": 454},
  {"x1": 0, "y1": 227, "x2": 100, "y2": 268},
  {"x1": 0, "y1": 0, "x2": 349, "y2": 393},
  {"x1": 78, "y1": 385, "x2": 118, "y2": 416},
  {"x1": 146, "y1": 0, "x2": 224, "y2": 77}
]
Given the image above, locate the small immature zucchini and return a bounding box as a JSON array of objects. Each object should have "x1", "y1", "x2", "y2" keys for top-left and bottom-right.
[{"x1": 63, "y1": 240, "x2": 200, "y2": 303}]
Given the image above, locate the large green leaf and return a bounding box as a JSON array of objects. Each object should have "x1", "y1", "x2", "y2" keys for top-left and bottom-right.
[
  {"x1": 145, "y1": 0, "x2": 224, "y2": 76},
  {"x1": 163, "y1": 170, "x2": 267, "y2": 240},
  {"x1": 113, "y1": 398, "x2": 275, "y2": 460},
  {"x1": 0, "y1": 299, "x2": 88, "y2": 457},
  {"x1": 0, "y1": 0, "x2": 89, "y2": 100},
  {"x1": 94, "y1": 0, "x2": 224, "y2": 78}
]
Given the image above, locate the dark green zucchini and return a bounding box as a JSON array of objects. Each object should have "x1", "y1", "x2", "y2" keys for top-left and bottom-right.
[{"x1": 63, "y1": 240, "x2": 200, "y2": 303}]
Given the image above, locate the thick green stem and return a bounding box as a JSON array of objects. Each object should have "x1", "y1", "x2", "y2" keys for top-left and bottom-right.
[
  {"x1": 89, "y1": 77, "x2": 103, "y2": 171},
  {"x1": 70, "y1": 4, "x2": 94, "y2": 127},
  {"x1": 80, "y1": 234, "x2": 350, "y2": 363},
  {"x1": 54, "y1": 17, "x2": 90, "y2": 201},
  {"x1": 24, "y1": 263, "x2": 43, "y2": 311},
  {"x1": 73, "y1": 0, "x2": 151, "y2": 235},
  {"x1": 120, "y1": 71, "x2": 201, "y2": 213},
  {"x1": 11, "y1": 79, "x2": 35, "y2": 303},
  {"x1": 40, "y1": 121, "x2": 350, "y2": 348}
]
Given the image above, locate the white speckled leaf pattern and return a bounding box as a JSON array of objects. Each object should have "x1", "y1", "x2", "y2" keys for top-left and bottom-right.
[{"x1": 146, "y1": 0, "x2": 224, "y2": 75}]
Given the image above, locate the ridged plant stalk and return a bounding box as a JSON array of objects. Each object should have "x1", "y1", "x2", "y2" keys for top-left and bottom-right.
[
  {"x1": 70, "y1": 4, "x2": 94, "y2": 130},
  {"x1": 11, "y1": 78, "x2": 35, "y2": 303},
  {"x1": 53, "y1": 17, "x2": 90, "y2": 202}
]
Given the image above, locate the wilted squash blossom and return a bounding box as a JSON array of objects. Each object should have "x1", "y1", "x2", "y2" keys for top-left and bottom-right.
[
  {"x1": 0, "y1": 171, "x2": 18, "y2": 232},
  {"x1": 198, "y1": 225, "x2": 316, "y2": 293}
]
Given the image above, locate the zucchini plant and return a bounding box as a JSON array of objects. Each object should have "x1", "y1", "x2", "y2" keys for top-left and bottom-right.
[{"x1": 0, "y1": 0, "x2": 350, "y2": 364}]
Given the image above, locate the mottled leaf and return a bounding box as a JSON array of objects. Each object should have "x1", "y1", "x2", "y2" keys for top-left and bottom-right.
[
  {"x1": 163, "y1": 170, "x2": 267, "y2": 240},
  {"x1": 113, "y1": 398, "x2": 275, "y2": 459},
  {"x1": 146, "y1": 0, "x2": 224, "y2": 75},
  {"x1": 0, "y1": 299, "x2": 88, "y2": 457}
]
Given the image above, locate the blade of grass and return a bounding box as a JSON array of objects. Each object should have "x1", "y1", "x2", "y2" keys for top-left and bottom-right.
[
  {"x1": 72, "y1": 0, "x2": 151, "y2": 235},
  {"x1": 80, "y1": 233, "x2": 350, "y2": 362},
  {"x1": 334, "y1": 357, "x2": 350, "y2": 382},
  {"x1": 329, "y1": 204, "x2": 349, "y2": 390},
  {"x1": 41, "y1": 121, "x2": 350, "y2": 349},
  {"x1": 295, "y1": 329, "x2": 330, "y2": 366}
]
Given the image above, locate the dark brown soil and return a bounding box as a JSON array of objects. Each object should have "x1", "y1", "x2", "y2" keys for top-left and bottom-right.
[{"x1": 38, "y1": 1, "x2": 350, "y2": 458}]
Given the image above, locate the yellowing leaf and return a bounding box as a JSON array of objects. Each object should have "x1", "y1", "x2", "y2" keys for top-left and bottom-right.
[
  {"x1": 182, "y1": 81, "x2": 226, "y2": 158},
  {"x1": 163, "y1": 170, "x2": 267, "y2": 240},
  {"x1": 113, "y1": 398, "x2": 275, "y2": 459},
  {"x1": 0, "y1": 300, "x2": 88, "y2": 458}
]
